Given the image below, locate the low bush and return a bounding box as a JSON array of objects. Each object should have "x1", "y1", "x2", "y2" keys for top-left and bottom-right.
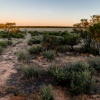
[
  {"x1": 43, "y1": 50, "x2": 55, "y2": 60},
  {"x1": 28, "y1": 31, "x2": 39, "y2": 36},
  {"x1": 88, "y1": 57, "x2": 100, "y2": 72},
  {"x1": 28, "y1": 36, "x2": 43, "y2": 45},
  {"x1": 11, "y1": 33, "x2": 25, "y2": 38},
  {"x1": 0, "y1": 31, "x2": 24, "y2": 38},
  {"x1": 21, "y1": 65, "x2": 40, "y2": 79},
  {"x1": 56, "y1": 46, "x2": 69, "y2": 53},
  {"x1": 48, "y1": 62, "x2": 95, "y2": 95},
  {"x1": 66, "y1": 62, "x2": 95, "y2": 95},
  {"x1": 43, "y1": 35, "x2": 64, "y2": 50},
  {"x1": 17, "y1": 51, "x2": 31, "y2": 63},
  {"x1": 64, "y1": 33, "x2": 80, "y2": 51},
  {"x1": 0, "y1": 40, "x2": 12, "y2": 48},
  {"x1": 28, "y1": 46, "x2": 43, "y2": 55},
  {"x1": 41, "y1": 85, "x2": 55, "y2": 100},
  {"x1": 48, "y1": 66, "x2": 68, "y2": 84}
]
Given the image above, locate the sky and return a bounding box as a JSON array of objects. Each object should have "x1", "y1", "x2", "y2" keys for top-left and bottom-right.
[{"x1": 0, "y1": 0, "x2": 100, "y2": 26}]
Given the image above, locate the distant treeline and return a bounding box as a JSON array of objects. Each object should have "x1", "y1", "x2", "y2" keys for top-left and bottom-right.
[{"x1": 16, "y1": 26, "x2": 74, "y2": 28}]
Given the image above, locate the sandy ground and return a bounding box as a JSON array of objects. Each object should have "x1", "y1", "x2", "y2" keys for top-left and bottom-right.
[{"x1": 0, "y1": 33, "x2": 31, "y2": 100}]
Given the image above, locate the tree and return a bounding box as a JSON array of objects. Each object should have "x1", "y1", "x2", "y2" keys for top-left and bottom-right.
[
  {"x1": 89, "y1": 22, "x2": 100, "y2": 54},
  {"x1": 0, "y1": 22, "x2": 19, "y2": 39},
  {"x1": 64, "y1": 33, "x2": 80, "y2": 51},
  {"x1": 73, "y1": 15, "x2": 100, "y2": 54}
]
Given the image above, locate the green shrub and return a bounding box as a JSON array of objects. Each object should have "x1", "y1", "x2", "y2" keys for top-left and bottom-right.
[
  {"x1": 43, "y1": 31, "x2": 67, "y2": 36},
  {"x1": 28, "y1": 46, "x2": 43, "y2": 55},
  {"x1": 43, "y1": 50, "x2": 55, "y2": 60},
  {"x1": 56, "y1": 46, "x2": 69, "y2": 53},
  {"x1": 28, "y1": 31, "x2": 39, "y2": 36},
  {"x1": 0, "y1": 31, "x2": 24, "y2": 38},
  {"x1": 66, "y1": 62, "x2": 95, "y2": 95},
  {"x1": 0, "y1": 40, "x2": 12, "y2": 48},
  {"x1": 11, "y1": 33, "x2": 25, "y2": 38},
  {"x1": 43, "y1": 35, "x2": 64, "y2": 50},
  {"x1": 7, "y1": 40, "x2": 12, "y2": 45},
  {"x1": 0, "y1": 46, "x2": 3, "y2": 54},
  {"x1": 28, "y1": 36, "x2": 43, "y2": 45},
  {"x1": 64, "y1": 33, "x2": 80, "y2": 51},
  {"x1": 48, "y1": 66, "x2": 68, "y2": 84},
  {"x1": 48, "y1": 62, "x2": 95, "y2": 95},
  {"x1": 41, "y1": 85, "x2": 55, "y2": 100},
  {"x1": 88, "y1": 57, "x2": 100, "y2": 72},
  {"x1": 0, "y1": 31, "x2": 8, "y2": 38},
  {"x1": 0, "y1": 41, "x2": 8, "y2": 47},
  {"x1": 21, "y1": 65, "x2": 40, "y2": 79},
  {"x1": 17, "y1": 51, "x2": 30, "y2": 63}
]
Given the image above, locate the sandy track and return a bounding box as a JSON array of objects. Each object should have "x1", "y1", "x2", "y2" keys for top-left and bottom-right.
[{"x1": 0, "y1": 33, "x2": 31, "y2": 100}]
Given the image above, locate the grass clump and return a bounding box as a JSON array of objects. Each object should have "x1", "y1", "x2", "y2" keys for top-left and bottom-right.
[
  {"x1": 17, "y1": 51, "x2": 30, "y2": 63},
  {"x1": 48, "y1": 66, "x2": 68, "y2": 84},
  {"x1": 21, "y1": 65, "x2": 40, "y2": 79},
  {"x1": 41, "y1": 85, "x2": 55, "y2": 100},
  {"x1": 28, "y1": 36, "x2": 43, "y2": 45},
  {"x1": 0, "y1": 40, "x2": 12, "y2": 48},
  {"x1": 43, "y1": 50, "x2": 55, "y2": 60},
  {"x1": 88, "y1": 57, "x2": 100, "y2": 72},
  {"x1": 56, "y1": 46, "x2": 69, "y2": 53},
  {"x1": 0, "y1": 46, "x2": 3, "y2": 55},
  {"x1": 28, "y1": 46, "x2": 43, "y2": 55},
  {"x1": 66, "y1": 62, "x2": 95, "y2": 95}
]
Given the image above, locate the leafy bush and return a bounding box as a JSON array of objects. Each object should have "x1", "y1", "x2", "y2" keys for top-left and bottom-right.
[
  {"x1": 43, "y1": 50, "x2": 55, "y2": 60},
  {"x1": 66, "y1": 62, "x2": 95, "y2": 95},
  {"x1": 88, "y1": 57, "x2": 100, "y2": 72},
  {"x1": 0, "y1": 40, "x2": 12, "y2": 48},
  {"x1": 0, "y1": 31, "x2": 24, "y2": 38},
  {"x1": 0, "y1": 46, "x2": 3, "y2": 54},
  {"x1": 0, "y1": 31, "x2": 8, "y2": 38},
  {"x1": 28, "y1": 36, "x2": 43, "y2": 45},
  {"x1": 43, "y1": 31, "x2": 67, "y2": 36},
  {"x1": 56, "y1": 46, "x2": 69, "y2": 53},
  {"x1": 11, "y1": 33, "x2": 25, "y2": 38},
  {"x1": 17, "y1": 51, "x2": 31, "y2": 63},
  {"x1": 21, "y1": 65, "x2": 40, "y2": 79},
  {"x1": 48, "y1": 66, "x2": 68, "y2": 84},
  {"x1": 28, "y1": 46, "x2": 43, "y2": 55},
  {"x1": 64, "y1": 33, "x2": 80, "y2": 51},
  {"x1": 48, "y1": 62, "x2": 95, "y2": 95},
  {"x1": 41, "y1": 85, "x2": 55, "y2": 100},
  {"x1": 43, "y1": 35, "x2": 64, "y2": 50},
  {"x1": 28, "y1": 31, "x2": 39, "y2": 36}
]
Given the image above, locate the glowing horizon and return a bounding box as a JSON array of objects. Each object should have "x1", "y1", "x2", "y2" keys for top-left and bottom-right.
[{"x1": 0, "y1": 0, "x2": 100, "y2": 26}]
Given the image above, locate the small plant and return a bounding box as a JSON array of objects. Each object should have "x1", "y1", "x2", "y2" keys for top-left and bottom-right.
[
  {"x1": 28, "y1": 46, "x2": 43, "y2": 55},
  {"x1": 56, "y1": 46, "x2": 69, "y2": 53},
  {"x1": 17, "y1": 51, "x2": 31, "y2": 63},
  {"x1": 11, "y1": 33, "x2": 25, "y2": 38},
  {"x1": 66, "y1": 62, "x2": 95, "y2": 95},
  {"x1": 0, "y1": 41, "x2": 8, "y2": 48},
  {"x1": 0, "y1": 40, "x2": 11, "y2": 48},
  {"x1": 48, "y1": 62, "x2": 95, "y2": 95},
  {"x1": 41, "y1": 85, "x2": 55, "y2": 100},
  {"x1": 88, "y1": 57, "x2": 100, "y2": 72},
  {"x1": 48, "y1": 66, "x2": 68, "y2": 84},
  {"x1": 28, "y1": 36, "x2": 43, "y2": 45},
  {"x1": 21, "y1": 65, "x2": 40, "y2": 79},
  {"x1": 0, "y1": 46, "x2": 3, "y2": 54},
  {"x1": 43, "y1": 50, "x2": 55, "y2": 60},
  {"x1": 28, "y1": 31, "x2": 39, "y2": 36}
]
